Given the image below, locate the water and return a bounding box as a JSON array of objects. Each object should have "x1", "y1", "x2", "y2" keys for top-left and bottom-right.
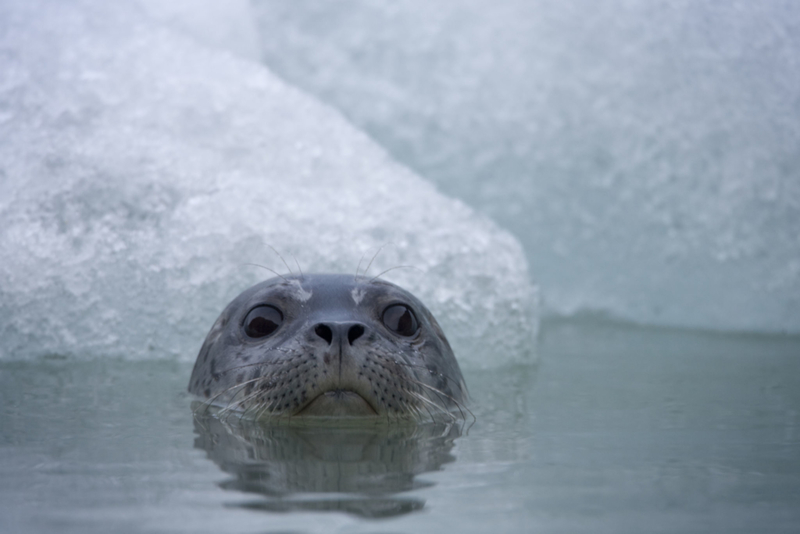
[{"x1": 3, "y1": 320, "x2": 798, "y2": 533}]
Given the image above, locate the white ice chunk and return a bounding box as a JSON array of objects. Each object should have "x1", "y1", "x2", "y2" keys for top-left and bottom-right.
[
  {"x1": 0, "y1": 0, "x2": 538, "y2": 366},
  {"x1": 249, "y1": 0, "x2": 800, "y2": 334},
  {"x1": 137, "y1": 0, "x2": 260, "y2": 61}
]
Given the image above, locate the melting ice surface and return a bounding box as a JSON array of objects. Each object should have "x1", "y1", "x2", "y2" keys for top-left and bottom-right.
[{"x1": 0, "y1": 0, "x2": 536, "y2": 364}]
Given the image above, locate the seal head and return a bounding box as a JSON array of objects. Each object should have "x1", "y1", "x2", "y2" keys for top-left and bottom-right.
[{"x1": 188, "y1": 274, "x2": 467, "y2": 420}]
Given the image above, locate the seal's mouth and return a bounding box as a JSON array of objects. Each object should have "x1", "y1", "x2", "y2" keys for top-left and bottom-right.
[{"x1": 296, "y1": 389, "x2": 378, "y2": 417}]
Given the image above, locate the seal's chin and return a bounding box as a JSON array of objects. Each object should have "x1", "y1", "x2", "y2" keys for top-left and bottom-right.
[{"x1": 296, "y1": 389, "x2": 378, "y2": 417}]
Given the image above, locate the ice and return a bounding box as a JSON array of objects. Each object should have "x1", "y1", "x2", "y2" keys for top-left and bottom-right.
[
  {"x1": 0, "y1": 0, "x2": 538, "y2": 365},
  {"x1": 137, "y1": 0, "x2": 260, "y2": 61},
  {"x1": 249, "y1": 0, "x2": 800, "y2": 334}
]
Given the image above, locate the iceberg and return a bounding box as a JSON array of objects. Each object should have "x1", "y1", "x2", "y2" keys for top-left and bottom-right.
[
  {"x1": 0, "y1": 0, "x2": 538, "y2": 365},
  {"x1": 249, "y1": 0, "x2": 800, "y2": 334}
]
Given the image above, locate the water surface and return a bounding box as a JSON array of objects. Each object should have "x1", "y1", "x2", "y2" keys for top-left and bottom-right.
[{"x1": 1, "y1": 319, "x2": 798, "y2": 533}]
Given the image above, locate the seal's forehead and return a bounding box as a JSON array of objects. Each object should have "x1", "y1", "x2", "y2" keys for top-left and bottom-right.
[
  {"x1": 299, "y1": 274, "x2": 380, "y2": 306},
  {"x1": 251, "y1": 274, "x2": 412, "y2": 308}
]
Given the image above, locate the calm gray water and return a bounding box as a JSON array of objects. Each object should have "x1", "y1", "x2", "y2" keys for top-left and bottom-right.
[{"x1": 1, "y1": 319, "x2": 798, "y2": 533}]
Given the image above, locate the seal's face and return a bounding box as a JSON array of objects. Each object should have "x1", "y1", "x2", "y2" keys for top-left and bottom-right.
[{"x1": 189, "y1": 274, "x2": 467, "y2": 420}]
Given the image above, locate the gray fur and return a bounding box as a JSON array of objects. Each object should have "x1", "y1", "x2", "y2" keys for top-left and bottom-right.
[{"x1": 189, "y1": 274, "x2": 467, "y2": 420}]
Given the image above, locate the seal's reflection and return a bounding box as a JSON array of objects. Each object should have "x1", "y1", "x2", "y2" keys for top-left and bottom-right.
[{"x1": 192, "y1": 410, "x2": 463, "y2": 518}]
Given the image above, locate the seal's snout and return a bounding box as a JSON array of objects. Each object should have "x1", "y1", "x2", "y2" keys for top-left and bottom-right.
[{"x1": 313, "y1": 322, "x2": 367, "y2": 346}]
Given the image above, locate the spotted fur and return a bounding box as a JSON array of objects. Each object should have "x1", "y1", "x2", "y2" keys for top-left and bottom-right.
[{"x1": 189, "y1": 274, "x2": 468, "y2": 421}]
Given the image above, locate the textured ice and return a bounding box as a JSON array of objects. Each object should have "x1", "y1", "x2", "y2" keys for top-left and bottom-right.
[
  {"x1": 138, "y1": 0, "x2": 260, "y2": 61},
  {"x1": 0, "y1": 0, "x2": 538, "y2": 365},
  {"x1": 249, "y1": 0, "x2": 800, "y2": 334}
]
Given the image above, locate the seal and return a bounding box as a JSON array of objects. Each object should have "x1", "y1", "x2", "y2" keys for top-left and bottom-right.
[{"x1": 188, "y1": 274, "x2": 467, "y2": 420}]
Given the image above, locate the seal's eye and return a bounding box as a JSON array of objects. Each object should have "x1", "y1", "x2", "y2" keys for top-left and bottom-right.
[
  {"x1": 382, "y1": 304, "x2": 419, "y2": 337},
  {"x1": 244, "y1": 306, "x2": 283, "y2": 338}
]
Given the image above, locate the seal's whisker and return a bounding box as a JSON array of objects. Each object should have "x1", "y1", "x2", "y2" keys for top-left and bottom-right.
[
  {"x1": 239, "y1": 400, "x2": 263, "y2": 420},
  {"x1": 393, "y1": 369, "x2": 465, "y2": 422},
  {"x1": 406, "y1": 388, "x2": 454, "y2": 423},
  {"x1": 363, "y1": 242, "x2": 394, "y2": 278},
  {"x1": 254, "y1": 397, "x2": 282, "y2": 420},
  {"x1": 210, "y1": 375, "x2": 278, "y2": 415},
  {"x1": 418, "y1": 388, "x2": 457, "y2": 422},
  {"x1": 405, "y1": 389, "x2": 437, "y2": 422},
  {"x1": 243, "y1": 398, "x2": 268, "y2": 420},
  {"x1": 224, "y1": 383, "x2": 275, "y2": 417},
  {"x1": 354, "y1": 250, "x2": 369, "y2": 280},
  {"x1": 370, "y1": 349, "x2": 471, "y2": 418},
  {"x1": 241, "y1": 262, "x2": 288, "y2": 282},
  {"x1": 403, "y1": 375, "x2": 472, "y2": 422},
  {"x1": 238, "y1": 388, "x2": 283, "y2": 420},
  {"x1": 380, "y1": 354, "x2": 466, "y2": 388},
  {"x1": 253, "y1": 386, "x2": 289, "y2": 420},
  {"x1": 368, "y1": 265, "x2": 423, "y2": 283},
  {"x1": 218, "y1": 389, "x2": 256, "y2": 417},
  {"x1": 290, "y1": 253, "x2": 304, "y2": 281},
  {"x1": 190, "y1": 408, "x2": 214, "y2": 434},
  {"x1": 265, "y1": 244, "x2": 294, "y2": 276},
  {"x1": 195, "y1": 381, "x2": 250, "y2": 413}
]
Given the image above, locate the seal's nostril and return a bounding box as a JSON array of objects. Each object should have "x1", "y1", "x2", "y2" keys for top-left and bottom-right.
[
  {"x1": 348, "y1": 324, "x2": 365, "y2": 345},
  {"x1": 314, "y1": 324, "x2": 333, "y2": 345}
]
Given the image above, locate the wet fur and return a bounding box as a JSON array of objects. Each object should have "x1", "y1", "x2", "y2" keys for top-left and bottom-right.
[{"x1": 189, "y1": 274, "x2": 468, "y2": 422}]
